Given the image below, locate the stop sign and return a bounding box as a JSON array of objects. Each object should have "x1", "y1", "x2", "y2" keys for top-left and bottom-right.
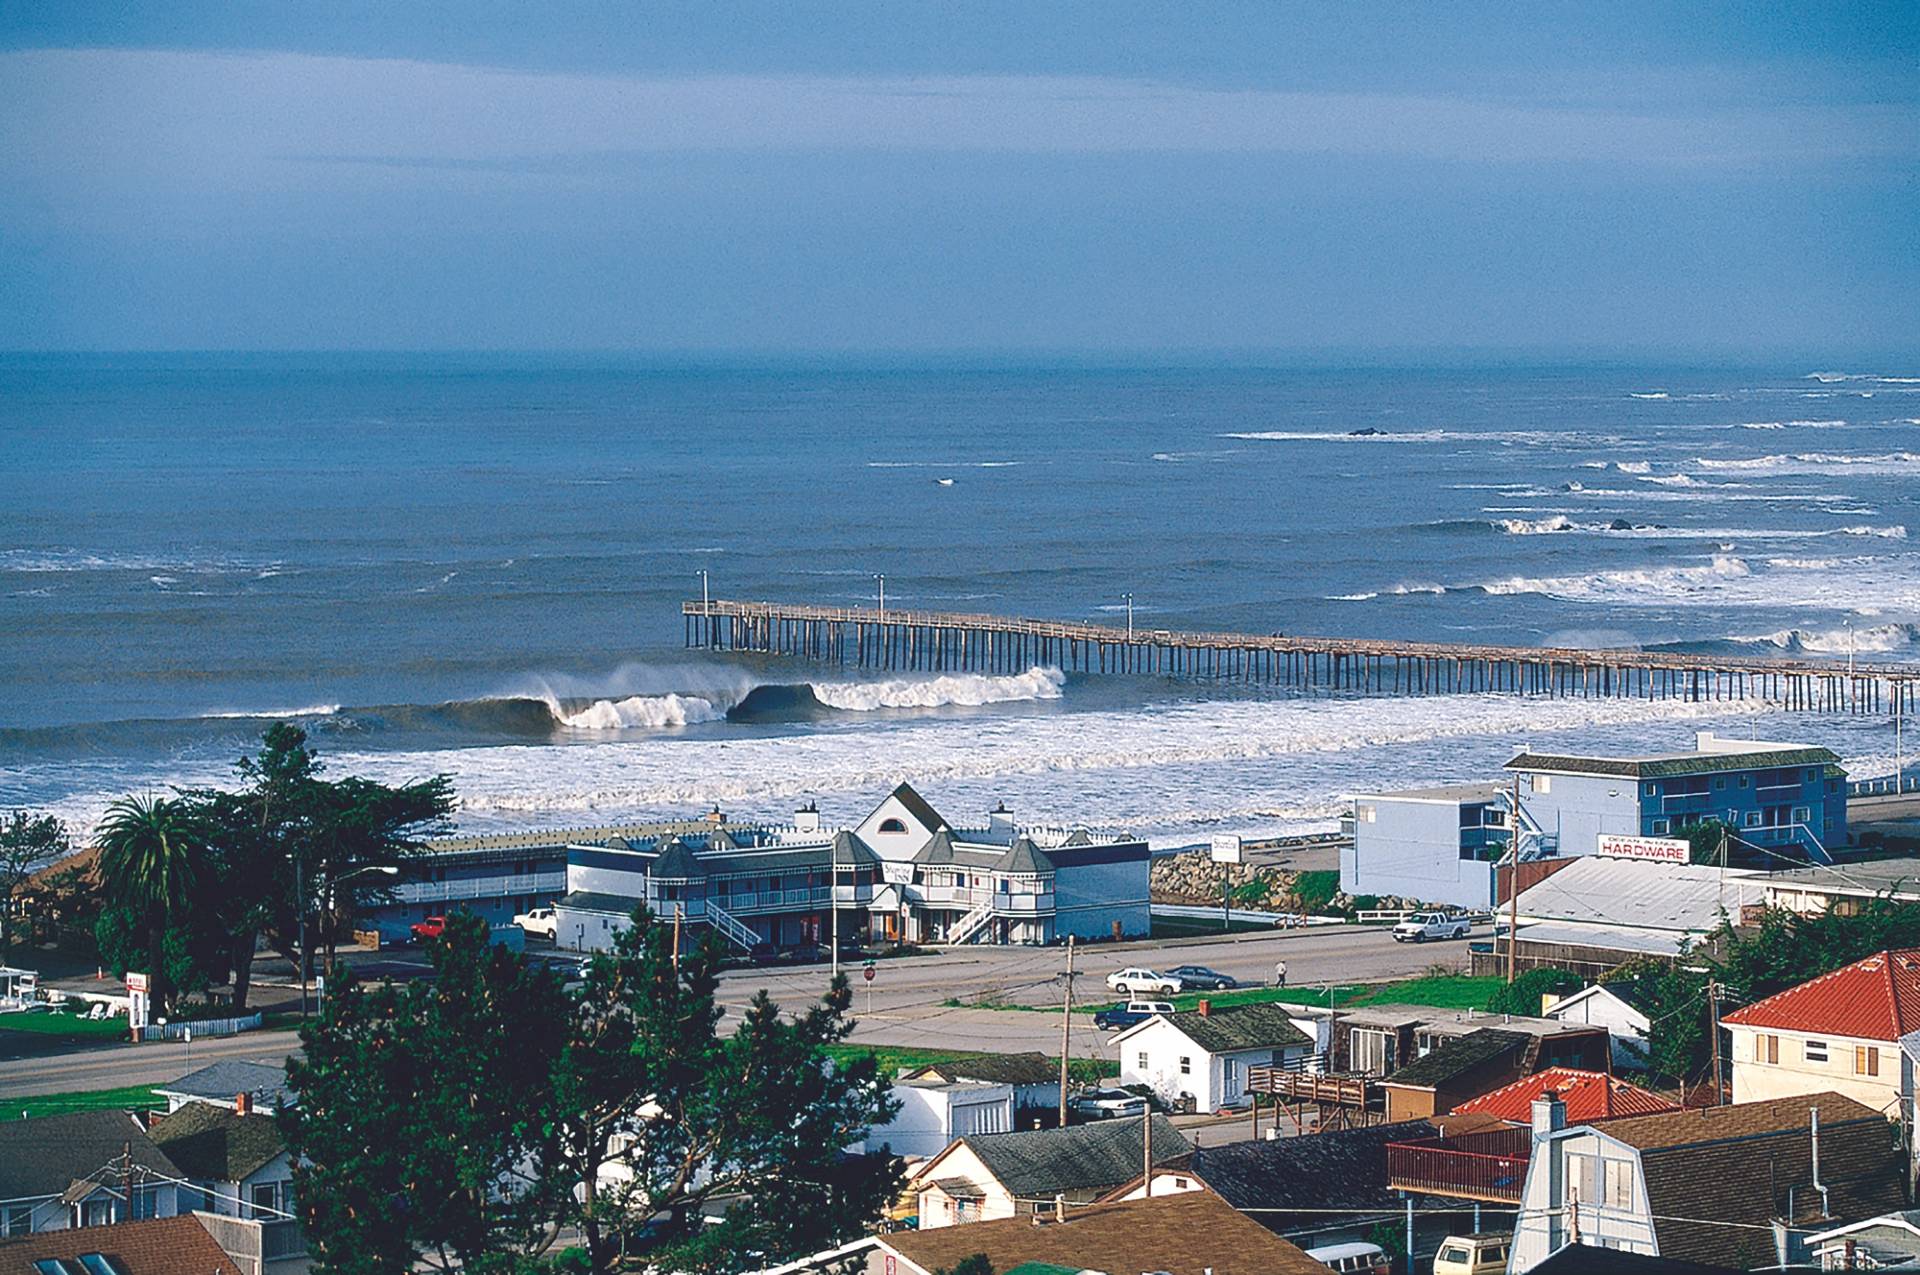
[{"x1": 863, "y1": 962, "x2": 876, "y2": 983}]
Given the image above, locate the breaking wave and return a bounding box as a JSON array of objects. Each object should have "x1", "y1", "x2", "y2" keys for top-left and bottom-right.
[
  {"x1": 1728, "y1": 624, "x2": 1920, "y2": 656},
  {"x1": 552, "y1": 693, "x2": 725, "y2": 730},
  {"x1": 810, "y1": 667, "x2": 1065, "y2": 711},
  {"x1": 1697, "y1": 452, "x2": 1920, "y2": 473}
]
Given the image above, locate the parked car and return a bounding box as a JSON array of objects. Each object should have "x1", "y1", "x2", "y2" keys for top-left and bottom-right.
[
  {"x1": 410, "y1": 915, "x2": 448, "y2": 943},
  {"x1": 785, "y1": 942, "x2": 826, "y2": 965},
  {"x1": 747, "y1": 942, "x2": 782, "y2": 966},
  {"x1": 1167, "y1": 964, "x2": 1238, "y2": 990},
  {"x1": 1392, "y1": 911, "x2": 1472, "y2": 943},
  {"x1": 1303, "y1": 1241, "x2": 1390, "y2": 1275},
  {"x1": 1432, "y1": 1233, "x2": 1510, "y2": 1275},
  {"x1": 513, "y1": 907, "x2": 557, "y2": 939},
  {"x1": 1092, "y1": 1000, "x2": 1175, "y2": 1032},
  {"x1": 1106, "y1": 967, "x2": 1183, "y2": 995},
  {"x1": 1067, "y1": 1086, "x2": 1150, "y2": 1121}
]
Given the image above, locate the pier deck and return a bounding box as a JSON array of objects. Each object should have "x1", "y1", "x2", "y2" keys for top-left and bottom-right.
[{"x1": 683, "y1": 599, "x2": 1916, "y2": 714}]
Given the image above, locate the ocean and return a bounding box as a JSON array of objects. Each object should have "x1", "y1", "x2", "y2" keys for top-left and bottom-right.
[{"x1": 3, "y1": 355, "x2": 1917, "y2": 845}]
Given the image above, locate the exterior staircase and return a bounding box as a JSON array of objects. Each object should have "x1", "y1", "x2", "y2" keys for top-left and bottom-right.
[
  {"x1": 702, "y1": 899, "x2": 758, "y2": 951},
  {"x1": 945, "y1": 901, "x2": 995, "y2": 946}
]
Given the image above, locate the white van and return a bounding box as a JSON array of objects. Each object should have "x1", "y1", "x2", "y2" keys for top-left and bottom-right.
[
  {"x1": 1304, "y1": 1241, "x2": 1390, "y2": 1274},
  {"x1": 1433, "y1": 1234, "x2": 1509, "y2": 1275}
]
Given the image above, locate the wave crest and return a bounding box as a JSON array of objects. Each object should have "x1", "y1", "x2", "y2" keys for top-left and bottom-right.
[{"x1": 810, "y1": 667, "x2": 1065, "y2": 711}]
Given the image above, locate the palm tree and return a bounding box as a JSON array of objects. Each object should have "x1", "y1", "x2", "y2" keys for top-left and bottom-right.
[{"x1": 96, "y1": 794, "x2": 200, "y2": 1016}]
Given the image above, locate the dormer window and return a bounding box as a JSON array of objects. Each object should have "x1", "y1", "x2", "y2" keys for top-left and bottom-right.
[{"x1": 878, "y1": 818, "x2": 908, "y2": 834}]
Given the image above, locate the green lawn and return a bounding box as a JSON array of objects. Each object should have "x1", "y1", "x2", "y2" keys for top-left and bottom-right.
[
  {"x1": 2, "y1": 1084, "x2": 163, "y2": 1120},
  {"x1": 825, "y1": 1044, "x2": 1116, "y2": 1083},
  {"x1": 1343, "y1": 973, "x2": 1506, "y2": 1011},
  {"x1": 0, "y1": 1010, "x2": 129, "y2": 1039},
  {"x1": 958, "y1": 972, "x2": 1505, "y2": 1016}
]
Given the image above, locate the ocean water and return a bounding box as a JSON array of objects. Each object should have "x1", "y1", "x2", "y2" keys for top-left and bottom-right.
[{"x1": 3, "y1": 355, "x2": 1917, "y2": 843}]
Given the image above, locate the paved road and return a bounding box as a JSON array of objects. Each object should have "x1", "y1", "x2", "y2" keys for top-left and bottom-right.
[{"x1": 0, "y1": 923, "x2": 1454, "y2": 1099}]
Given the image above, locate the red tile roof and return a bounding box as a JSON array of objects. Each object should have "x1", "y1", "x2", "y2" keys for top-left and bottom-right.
[
  {"x1": 0, "y1": 1216, "x2": 243, "y2": 1275},
  {"x1": 1721, "y1": 948, "x2": 1920, "y2": 1041},
  {"x1": 1449, "y1": 1067, "x2": 1681, "y2": 1123}
]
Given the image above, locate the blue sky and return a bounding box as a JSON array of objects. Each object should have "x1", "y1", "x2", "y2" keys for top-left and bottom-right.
[{"x1": 2, "y1": 3, "x2": 1915, "y2": 355}]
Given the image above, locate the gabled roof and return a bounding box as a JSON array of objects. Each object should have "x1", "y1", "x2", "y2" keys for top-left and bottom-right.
[
  {"x1": 0, "y1": 1110, "x2": 182, "y2": 1204},
  {"x1": 902, "y1": 1051, "x2": 1060, "y2": 1087},
  {"x1": 995, "y1": 837, "x2": 1054, "y2": 875},
  {"x1": 831, "y1": 830, "x2": 880, "y2": 868},
  {"x1": 935, "y1": 1115, "x2": 1191, "y2": 1198},
  {"x1": 1595, "y1": 1090, "x2": 1881, "y2": 1152},
  {"x1": 146, "y1": 1103, "x2": 287, "y2": 1183},
  {"x1": 1384, "y1": 1029, "x2": 1530, "y2": 1089},
  {"x1": 0, "y1": 1216, "x2": 245, "y2": 1275},
  {"x1": 1450, "y1": 1068, "x2": 1679, "y2": 1123},
  {"x1": 886, "y1": 782, "x2": 948, "y2": 832},
  {"x1": 704, "y1": 828, "x2": 742, "y2": 851},
  {"x1": 1127, "y1": 1003, "x2": 1313, "y2": 1055},
  {"x1": 156, "y1": 1059, "x2": 292, "y2": 1109},
  {"x1": 1525, "y1": 1246, "x2": 1737, "y2": 1275},
  {"x1": 651, "y1": 836, "x2": 705, "y2": 879},
  {"x1": 1506, "y1": 745, "x2": 1838, "y2": 779},
  {"x1": 882, "y1": 1190, "x2": 1327, "y2": 1275},
  {"x1": 1546, "y1": 981, "x2": 1656, "y2": 1024},
  {"x1": 1721, "y1": 948, "x2": 1920, "y2": 1042},
  {"x1": 1191, "y1": 1119, "x2": 1438, "y2": 1213}
]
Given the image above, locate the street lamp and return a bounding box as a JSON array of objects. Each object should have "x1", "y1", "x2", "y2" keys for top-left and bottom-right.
[
  {"x1": 1848, "y1": 619, "x2": 1856, "y2": 676},
  {"x1": 874, "y1": 573, "x2": 886, "y2": 616},
  {"x1": 299, "y1": 863, "x2": 400, "y2": 1016},
  {"x1": 1123, "y1": 592, "x2": 1134, "y2": 642}
]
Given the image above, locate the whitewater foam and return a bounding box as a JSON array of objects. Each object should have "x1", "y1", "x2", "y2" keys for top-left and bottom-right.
[
  {"x1": 809, "y1": 667, "x2": 1065, "y2": 711},
  {"x1": 556, "y1": 693, "x2": 725, "y2": 730}
]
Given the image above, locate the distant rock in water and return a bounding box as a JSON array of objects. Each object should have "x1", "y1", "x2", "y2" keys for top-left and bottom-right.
[
  {"x1": 1348, "y1": 426, "x2": 1388, "y2": 436},
  {"x1": 1609, "y1": 518, "x2": 1636, "y2": 530}
]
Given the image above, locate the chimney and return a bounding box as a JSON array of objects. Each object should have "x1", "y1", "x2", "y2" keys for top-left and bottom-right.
[
  {"x1": 707, "y1": 805, "x2": 726, "y2": 826},
  {"x1": 1531, "y1": 1093, "x2": 1566, "y2": 1139},
  {"x1": 234, "y1": 1092, "x2": 251, "y2": 1117},
  {"x1": 1198, "y1": 999, "x2": 1212, "y2": 1018},
  {"x1": 795, "y1": 802, "x2": 821, "y2": 833},
  {"x1": 989, "y1": 802, "x2": 1014, "y2": 839}
]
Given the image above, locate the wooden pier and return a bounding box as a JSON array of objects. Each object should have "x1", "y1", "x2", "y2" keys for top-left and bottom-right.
[{"x1": 683, "y1": 598, "x2": 1919, "y2": 715}]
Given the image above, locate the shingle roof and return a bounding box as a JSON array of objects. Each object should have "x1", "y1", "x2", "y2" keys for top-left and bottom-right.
[
  {"x1": 956, "y1": 1115, "x2": 1191, "y2": 1197},
  {"x1": 1597, "y1": 1093, "x2": 1904, "y2": 1269},
  {"x1": 0, "y1": 1216, "x2": 244, "y2": 1275},
  {"x1": 146, "y1": 1103, "x2": 286, "y2": 1182},
  {"x1": 887, "y1": 782, "x2": 948, "y2": 833},
  {"x1": 994, "y1": 837, "x2": 1054, "y2": 875},
  {"x1": 1720, "y1": 948, "x2": 1920, "y2": 1041},
  {"x1": 831, "y1": 830, "x2": 881, "y2": 868},
  {"x1": 903, "y1": 1052, "x2": 1060, "y2": 1087},
  {"x1": 1191, "y1": 1119, "x2": 1437, "y2": 1212},
  {"x1": 0, "y1": 1111, "x2": 182, "y2": 1203},
  {"x1": 1526, "y1": 1246, "x2": 1736, "y2": 1275},
  {"x1": 912, "y1": 829, "x2": 959, "y2": 865},
  {"x1": 156, "y1": 1059, "x2": 292, "y2": 1109},
  {"x1": 1450, "y1": 1068, "x2": 1679, "y2": 1123},
  {"x1": 704, "y1": 828, "x2": 742, "y2": 851},
  {"x1": 651, "y1": 837, "x2": 705, "y2": 879},
  {"x1": 1507, "y1": 746, "x2": 1837, "y2": 779},
  {"x1": 556, "y1": 890, "x2": 643, "y2": 915},
  {"x1": 883, "y1": 1190, "x2": 1326, "y2": 1275},
  {"x1": 1158, "y1": 1004, "x2": 1313, "y2": 1054},
  {"x1": 1384, "y1": 1029, "x2": 1530, "y2": 1088}
]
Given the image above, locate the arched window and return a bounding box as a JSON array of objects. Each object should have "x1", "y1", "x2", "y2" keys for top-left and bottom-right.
[{"x1": 878, "y1": 818, "x2": 908, "y2": 834}]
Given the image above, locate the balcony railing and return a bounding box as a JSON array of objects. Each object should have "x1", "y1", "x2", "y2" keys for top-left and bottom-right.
[
  {"x1": 394, "y1": 871, "x2": 566, "y2": 904},
  {"x1": 918, "y1": 884, "x2": 1055, "y2": 913},
  {"x1": 1385, "y1": 1125, "x2": 1533, "y2": 1203},
  {"x1": 703, "y1": 884, "x2": 875, "y2": 915}
]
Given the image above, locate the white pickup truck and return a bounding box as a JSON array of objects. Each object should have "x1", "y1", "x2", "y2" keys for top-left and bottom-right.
[
  {"x1": 1392, "y1": 911, "x2": 1472, "y2": 943},
  {"x1": 514, "y1": 907, "x2": 558, "y2": 939}
]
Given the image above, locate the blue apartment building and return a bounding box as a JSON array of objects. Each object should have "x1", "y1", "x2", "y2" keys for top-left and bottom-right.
[{"x1": 1342, "y1": 733, "x2": 1847, "y2": 909}]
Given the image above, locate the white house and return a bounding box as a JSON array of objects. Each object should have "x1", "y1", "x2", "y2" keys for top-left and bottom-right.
[
  {"x1": 1509, "y1": 1092, "x2": 1902, "y2": 1273},
  {"x1": 910, "y1": 1116, "x2": 1191, "y2": 1229},
  {"x1": 147, "y1": 1100, "x2": 298, "y2": 1222},
  {"x1": 1541, "y1": 982, "x2": 1653, "y2": 1071},
  {"x1": 896, "y1": 1052, "x2": 1062, "y2": 1123},
  {"x1": 861, "y1": 1077, "x2": 1013, "y2": 1161},
  {"x1": 0, "y1": 1111, "x2": 183, "y2": 1235},
  {"x1": 1113, "y1": 1002, "x2": 1313, "y2": 1114},
  {"x1": 1721, "y1": 948, "x2": 1917, "y2": 1116}
]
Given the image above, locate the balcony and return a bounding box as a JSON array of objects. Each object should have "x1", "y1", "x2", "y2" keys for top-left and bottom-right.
[
  {"x1": 394, "y1": 871, "x2": 566, "y2": 904},
  {"x1": 1385, "y1": 1125, "x2": 1533, "y2": 1203},
  {"x1": 705, "y1": 883, "x2": 875, "y2": 915}
]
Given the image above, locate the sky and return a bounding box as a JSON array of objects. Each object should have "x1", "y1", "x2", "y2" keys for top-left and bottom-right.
[{"x1": 1, "y1": 3, "x2": 1916, "y2": 356}]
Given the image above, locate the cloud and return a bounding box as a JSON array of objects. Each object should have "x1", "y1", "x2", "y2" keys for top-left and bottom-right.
[{"x1": 1, "y1": 46, "x2": 1914, "y2": 196}]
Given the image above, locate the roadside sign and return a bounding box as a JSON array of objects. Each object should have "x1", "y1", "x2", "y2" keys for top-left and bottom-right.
[
  {"x1": 1596, "y1": 833, "x2": 1690, "y2": 864},
  {"x1": 125, "y1": 971, "x2": 149, "y2": 992},
  {"x1": 862, "y1": 961, "x2": 876, "y2": 983},
  {"x1": 1210, "y1": 835, "x2": 1244, "y2": 864}
]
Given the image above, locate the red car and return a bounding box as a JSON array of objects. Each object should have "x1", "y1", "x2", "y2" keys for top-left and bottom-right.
[{"x1": 410, "y1": 915, "x2": 448, "y2": 942}]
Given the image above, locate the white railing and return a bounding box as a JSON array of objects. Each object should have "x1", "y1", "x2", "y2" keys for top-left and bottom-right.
[
  {"x1": 945, "y1": 901, "x2": 995, "y2": 945},
  {"x1": 993, "y1": 893, "x2": 1055, "y2": 914},
  {"x1": 394, "y1": 871, "x2": 566, "y2": 904},
  {"x1": 144, "y1": 1013, "x2": 262, "y2": 1041},
  {"x1": 703, "y1": 899, "x2": 758, "y2": 950}
]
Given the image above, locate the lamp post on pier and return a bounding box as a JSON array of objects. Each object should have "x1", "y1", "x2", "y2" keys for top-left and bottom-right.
[
  {"x1": 874, "y1": 573, "x2": 886, "y2": 616},
  {"x1": 1123, "y1": 592, "x2": 1134, "y2": 642}
]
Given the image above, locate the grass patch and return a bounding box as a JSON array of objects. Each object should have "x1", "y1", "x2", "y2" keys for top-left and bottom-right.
[
  {"x1": 0, "y1": 1010, "x2": 129, "y2": 1039},
  {"x1": 824, "y1": 1044, "x2": 1116, "y2": 1084},
  {"x1": 1149, "y1": 916, "x2": 1279, "y2": 939},
  {"x1": 1343, "y1": 973, "x2": 1505, "y2": 1011},
  {"x1": 2, "y1": 1084, "x2": 162, "y2": 1120}
]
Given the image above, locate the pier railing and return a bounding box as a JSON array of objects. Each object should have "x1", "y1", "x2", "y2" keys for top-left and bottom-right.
[{"x1": 683, "y1": 599, "x2": 1916, "y2": 714}]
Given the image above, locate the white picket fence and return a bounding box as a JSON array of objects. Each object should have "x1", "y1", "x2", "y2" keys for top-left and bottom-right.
[{"x1": 144, "y1": 1012, "x2": 263, "y2": 1041}]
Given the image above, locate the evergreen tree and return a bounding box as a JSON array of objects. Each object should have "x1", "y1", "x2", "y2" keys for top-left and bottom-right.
[{"x1": 0, "y1": 809, "x2": 67, "y2": 956}]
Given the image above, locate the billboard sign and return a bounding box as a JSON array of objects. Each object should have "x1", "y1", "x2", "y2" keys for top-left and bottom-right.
[
  {"x1": 1210, "y1": 835, "x2": 1244, "y2": 864},
  {"x1": 1596, "y1": 834, "x2": 1690, "y2": 864}
]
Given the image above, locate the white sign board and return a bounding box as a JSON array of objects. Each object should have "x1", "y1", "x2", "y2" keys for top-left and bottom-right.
[
  {"x1": 1596, "y1": 834, "x2": 1690, "y2": 864},
  {"x1": 1210, "y1": 834, "x2": 1244, "y2": 864}
]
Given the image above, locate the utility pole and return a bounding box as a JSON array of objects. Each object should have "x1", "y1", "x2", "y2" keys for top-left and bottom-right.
[
  {"x1": 672, "y1": 904, "x2": 683, "y2": 970},
  {"x1": 1057, "y1": 935, "x2": 1075, "y2": 1129},
  {"x1": 1124, "y1": 592, "x2": 1134, "y2": 642},
  {"x1": 830, "y1": 837, "x2": 841, "y2": 983},
  {"x1": 1708, "y1": 978, "x2": 1723, "y2": 1106},
  {"x1": 1506, "y1": 772, "x2": 1522, "y2": 985},
  {"x1": 1898, "y1": 687, "x2": 1906, "y2": 795},
  {"x1": 875, "y1": 573, "x2": 886, "y2": 616},
  {"x1": 1143, "y1": 1104, "x2": 1154, "y2": 1193}
]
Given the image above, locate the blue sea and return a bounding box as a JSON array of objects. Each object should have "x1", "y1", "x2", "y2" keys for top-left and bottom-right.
[{"x1": 4, "y1": 355, "x2": 1917, "y2": 844}]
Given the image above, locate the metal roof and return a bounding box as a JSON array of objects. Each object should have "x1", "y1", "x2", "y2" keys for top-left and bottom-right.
[
  {"x1": 1351, "y1": 781, "x2": 1507, "y2": 804},
  {"x1": 1450, "y1": 1067, "x2": 1679, "y2": 1123},
  {"x1": 556, "y1": 890, "x2": 643, "y2": 915},
  {"x1": 1506, "y1": 745, "x2": 1838, "y2": 779},
  {"x1": 1514, "y1": 856, "x2": 1769, "y2": 934},
  {"x1": 1761, "y1": 859, "x2": 1920, "y2": 899},
  {"x1": 1721, "y1": 948, "x2": 1920, "y2": 1041},
  {"x1": 1512, "y1": 921, "x2": 1697, "y2": 957}
]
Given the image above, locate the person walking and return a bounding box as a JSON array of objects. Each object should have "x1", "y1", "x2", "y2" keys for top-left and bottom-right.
[{"x1": 1274, "y1": 959, "x2": 1287, "y2": 987}]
